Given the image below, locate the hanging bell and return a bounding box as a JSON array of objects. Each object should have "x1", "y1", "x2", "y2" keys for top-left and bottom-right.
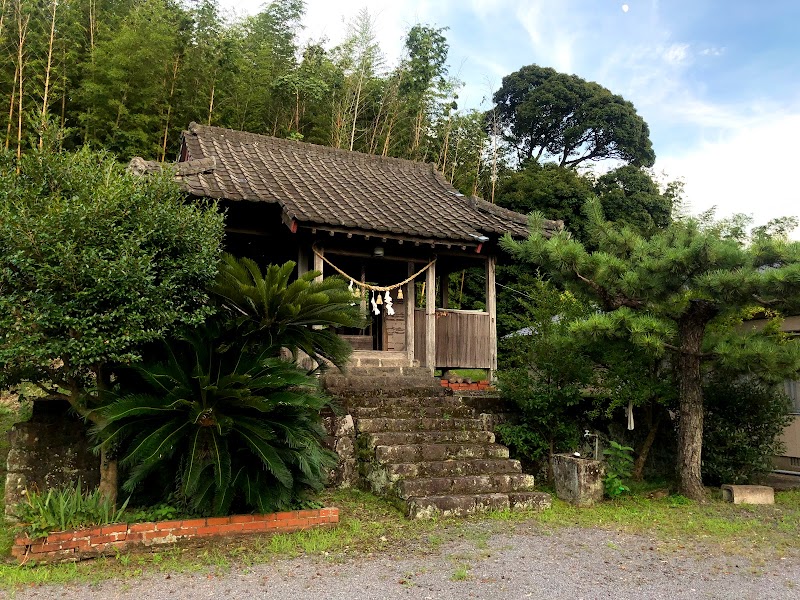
[
  {"x1": 376, "y1": 292, "x2": 383, "y2": 305},
  {"x1": 397, "y1": 287, "x2": 404, "y2": 300}
]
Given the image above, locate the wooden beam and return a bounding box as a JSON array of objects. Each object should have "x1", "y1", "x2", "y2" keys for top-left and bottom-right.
[
  {"x1": 425, "y1": 258, "x2": 436, "y2": 374},
  {"x1": 486, "y1": 255, "x2": 497, "y2": 380},
  {"x1": 406, "y1": 262, "x2": 416, "y2": 364},
  {"x1": 314, "y1": 246, "x2": 324, "y2": 283}
]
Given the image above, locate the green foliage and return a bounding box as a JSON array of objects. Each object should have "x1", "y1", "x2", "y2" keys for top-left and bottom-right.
[
  {"x1": 496, "y1": 278, "x2": 593, "y2": 473},
  {"x1": 0, "y1": 143, "x2": 224, "y2": 414},
  {"x1": 13, "y1": 482, "x2": 130, "y2": 539},
  {"x1": 95, "y1": 326, "x2": 338, "y2": 516},
  {"x1": 489, "y1": 64, "x2": 655, "y2": 168},
  {"x1": 211, "y1": 254, "x2": 365, "y2": 370},
  {"x1": 603, "y1": 441, "x2": 634, "y2": 498},
  {"x1": 702, "y1": 376, "x2": 792, "y2": 485}
]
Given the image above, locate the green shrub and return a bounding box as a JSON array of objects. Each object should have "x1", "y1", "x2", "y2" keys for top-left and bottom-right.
[
  {"x1": 702, "y1": 376, "x2": 792, "y2": 485},
  {"x1": 13, "y1": 482, "x2": 129, "y2": 539}
]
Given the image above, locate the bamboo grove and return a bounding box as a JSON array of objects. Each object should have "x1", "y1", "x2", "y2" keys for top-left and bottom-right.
[{"x1": 0, "y1": 0, "x2": 494, "y2": 196}]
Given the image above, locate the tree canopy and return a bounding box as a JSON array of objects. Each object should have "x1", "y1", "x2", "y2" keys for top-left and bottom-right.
[
  {"x1": 0, "y1": 143, "x2": 225, "y2": 501},
  {"x1": 502, "y1": 200, "x2": 800, "y2": 499},
  {"x1": 489, "y1": 64, "x2": 655, "y2": 168}
]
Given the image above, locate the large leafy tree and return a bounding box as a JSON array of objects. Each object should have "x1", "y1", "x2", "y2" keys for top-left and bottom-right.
[
  {"x1": 0, "y1": 142, "x2": 224, "y2": 502},
  {"x1": 502, "y1": 200, "x2": 800, "y2": 500},
  {"x1": 489, "y1": 64, "x2": 655, "y2": 168}
]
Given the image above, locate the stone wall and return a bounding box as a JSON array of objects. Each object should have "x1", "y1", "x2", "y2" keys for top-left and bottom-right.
[{"x1": 4, "y1": 399, "x2": 99, "y2": 517}]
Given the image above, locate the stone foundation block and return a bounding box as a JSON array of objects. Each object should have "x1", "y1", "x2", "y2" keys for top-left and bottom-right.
[{"x1": 721, "y1": 484, "x2": 774, "y2": 505}]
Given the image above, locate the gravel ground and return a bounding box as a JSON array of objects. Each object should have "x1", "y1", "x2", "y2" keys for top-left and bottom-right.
[{"x1": 10, "y1": 524, "x2": 800, "y2": 600}]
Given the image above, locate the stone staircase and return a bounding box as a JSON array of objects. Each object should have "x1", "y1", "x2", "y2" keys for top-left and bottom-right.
[{"x1": 322, "y1": 353, "x2": 551, "y2": 519}]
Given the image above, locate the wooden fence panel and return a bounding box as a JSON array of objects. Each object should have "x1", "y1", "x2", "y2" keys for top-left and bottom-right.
[{"x1": 414, "y1": 309, "x2": 491, "y2": 369}]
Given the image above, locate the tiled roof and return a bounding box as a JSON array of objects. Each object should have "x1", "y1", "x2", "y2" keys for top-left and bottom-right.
[{"x1": 178, "y1": 123, "x2": 559, "y2": 243}]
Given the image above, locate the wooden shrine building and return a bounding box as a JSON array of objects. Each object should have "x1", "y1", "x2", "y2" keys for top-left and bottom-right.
[{"x1": 167, "y1": 123, "x2": 560, "y2": 375}]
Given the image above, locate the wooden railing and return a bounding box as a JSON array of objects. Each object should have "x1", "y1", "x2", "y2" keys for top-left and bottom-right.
[{"x1": 414, "y1": 308, "x2": 492, "y2": 369}]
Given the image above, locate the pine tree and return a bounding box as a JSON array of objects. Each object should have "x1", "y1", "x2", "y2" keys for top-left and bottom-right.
[{"x1": 502, "y1": 200, "x2": 800, "y2": 500}]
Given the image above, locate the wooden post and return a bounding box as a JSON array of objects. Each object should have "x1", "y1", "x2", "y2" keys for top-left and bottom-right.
[
  {"x1": 486, "y1": 255, "x2": 497, "y2": 380},
  {"x1": 297, "y1": 245, "x2": 308, "y2": 277},
  {"x1": 425, "y1": 258, "x2": 436, "y2": 374},
  {"x1": 405, "y1": 261, "x2": 416, "y2": 364},
  {"x1": 313, "y1": 245, "x2": 323, "y2": 283}
]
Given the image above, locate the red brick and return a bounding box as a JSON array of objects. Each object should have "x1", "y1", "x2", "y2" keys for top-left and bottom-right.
[
  {"x1": 155, "y1": 519, "x2": 183, "y2": 531},
  {"x1": 128, "y1": 522, "x2": 157, "y2": 534},
  {"x1": 15, "y1": 535, "x2": 34, "y2": 546},
  {"x1": 45, "y1": 531, "x2": 75, "y2": 543},
  {"x1": 195, "y1": 525, "x2": 222, "y2": 536},
  {"x1": 89, "y1": 534, "x2": 120, "y2": 545},
  {"x1": 229, "y1": 514, "x2": 255, "y2": 524},
  {"x1": 93, "y1": 540, "x2": 128, "y2": 552},
  {"x1": 329, "y1": 510, "x2": 340, "y2": 524},
  {"x1": 30, "y1": 542, "x2": 64, "y2": 553},
  {"x1": 206, "y1": 517, "x2": 229, "y2": 526},
  {"x1": 125, "y1": 532, "x2": 145, "y2": 543},
  {"x1": 173, "y1": 527, "x2": 197, "y2": 538},
  {"x1": 181, "y1": 518, "x2": 207, "y2": 528},
  {"x1": 216, "y1": 523, "x2": 244, "y2": 535},
  {"x1": 100, "y1": 523, "x2": 128, "y2": 535},
  {"x1": 241, "y1": 521, "x2": 270, "y2": 532},
  {"x1": 254, "y1": 513, "x2": 277, "y2": 523},
  {"x1": 11, "y1": 545, "x2": 29, "y2": 558},
  {"x1": 275, "y1": 511, "x2": 295, "y2": 521},
  {"x1": 143, "y1": 530, "x2": 174, "y2": 539}
]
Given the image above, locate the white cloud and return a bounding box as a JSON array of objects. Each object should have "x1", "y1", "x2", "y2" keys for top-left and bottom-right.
[
  {"x1": 662, "y1": 43, "x2": 690, "y2": 65},
  {"x1": 657, "y1": 112, "x2": 800, "y2": 233}
]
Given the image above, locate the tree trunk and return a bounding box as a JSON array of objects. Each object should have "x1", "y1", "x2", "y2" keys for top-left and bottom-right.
[
  {"x1": 675, "y1": 300, "x2": 717, "y2": 501},
  {"x1": 98, "y1": 445, "x2": 118, "y2": 507},
  {"x1": 632, "y1": 409, "x2": 661, "y2": 481}
]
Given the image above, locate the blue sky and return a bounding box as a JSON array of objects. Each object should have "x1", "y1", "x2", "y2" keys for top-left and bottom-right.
[{"x1": 228, "y1": 0, "x2": 800, "y2": 234}]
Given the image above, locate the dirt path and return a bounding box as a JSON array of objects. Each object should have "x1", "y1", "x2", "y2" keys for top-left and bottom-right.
[{"x1": 11, "y1": 524, "x2": 800, "y2": 600}]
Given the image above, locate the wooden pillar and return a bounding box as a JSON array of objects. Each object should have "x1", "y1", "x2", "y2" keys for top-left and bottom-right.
[
  {"x1": 297, "y1": 245, "x2": 309, "y2": 277},
  {"x1": 486, "y1": 255, "x2": 497, "y2": 380},
  {"x1": 313, "y1": 245, "x2": 323, "y2": 283},
  {"x1": 425, "y1": 258, "x2": 436, "y2": 373},
  {"x1": 405, "y1": 261, "x2": 416, "y2": 364}
]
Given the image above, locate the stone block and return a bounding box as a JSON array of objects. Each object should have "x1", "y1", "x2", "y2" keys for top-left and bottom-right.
[
  {"x1": 551, "y1": 453, "x2": 605, "y2": 507},
  {"x1": 721, "y1": 484, "x2": 774, "y2": 505}
]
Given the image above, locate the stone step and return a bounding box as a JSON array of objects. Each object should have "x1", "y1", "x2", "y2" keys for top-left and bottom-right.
[
  {"x1": 323, "y1": 378, "x2": 445, "y2": 397},
  {"x1": 347, "y1": 351, "x2": 419, "y2": 368},
  {"x1": 406, "y1": 491, "x2": 552, "y2": 519},
  {"x1": 341, "y1": 366, "x2": 432, "y2": 377},
  {"x1": 397, "y1": 473, "x2": 535, "y2": 498},
  {"x1": 350, "y1": 405, "x2": 477, "y2": 419},
  {"x1": 375, "y1": 443, "x2": 510, "y2": 463},
  {"x1": 365, "y1": 430, "x2": 494, "y2": 447},
  {"x1": 357, "y1": 417, "x2": 485, "y2": 434},
  {"x1": 387, "y1": 458, "x2": 523, "y2": 479},
  {"x1": 345, "y1": 396, "x2": 464, "y2": 410}
]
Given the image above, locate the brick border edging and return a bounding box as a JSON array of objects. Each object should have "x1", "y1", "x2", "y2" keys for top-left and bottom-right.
[{"x1": 12, "y1": 507, "x2": 339, "y2": 564}]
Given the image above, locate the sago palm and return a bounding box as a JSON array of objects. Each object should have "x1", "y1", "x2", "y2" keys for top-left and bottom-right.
[
  {"x1": 94, "y1": 325, "x2": 337, "y2": 515},
  {"x1": 211, "y1": 253, "x2": 365, "y2": 370}
]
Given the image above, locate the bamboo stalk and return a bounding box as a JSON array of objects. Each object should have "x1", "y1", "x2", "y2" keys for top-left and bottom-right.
[
  {"x1": 16, "y1": 1, "x2": 29, "y2": 166},
  {"x1": 5, "y1": 63, "x2": 17, "y2": 150},
  {"x1": 39, "y1": 0, "x2": 58, "y2": 148},
  {"x1": 160, "y1": 55, "x2": 180, "y2": 161}
]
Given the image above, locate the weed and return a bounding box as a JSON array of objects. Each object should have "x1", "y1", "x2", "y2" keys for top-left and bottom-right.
[{"x1": 451, "y1": 564, "x2": 470, "y2": 581}]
